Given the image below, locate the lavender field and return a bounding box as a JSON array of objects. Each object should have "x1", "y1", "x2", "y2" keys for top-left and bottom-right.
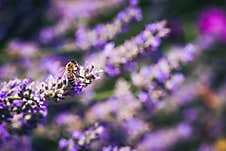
[{"x1": 0, "y1": 0, "x2": 226, "y2": 151}]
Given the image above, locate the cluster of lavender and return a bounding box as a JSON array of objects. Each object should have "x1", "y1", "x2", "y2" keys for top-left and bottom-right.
[
  {"x1": 83, "y1": 20, "x2": 170, "y2": 78},
  {"x1": 1, "y1": 1, "x2": 226, "y2": 151},
  {"x1": 0, "y1": 55, "x2": 63, "y2": 81},
  {"x1": 0, "y1": 78, "x2": 48, "y2": 134},
  {"x1": 132, "y1": 44, "x2": 199, "y2": 104},
  {"x1": 85, "y1": 79, "x2": 150, "y2": 148},
  {"x1": 0, "y1": 135, "x2": 32, "y2": 151},
  {"x1": 72, "y1": 20, "x2": 170, "y2": 107},
  {"x1": 58, "y1": 123, "x2": 104, "y2": 150},
  {"x1": 0, "y1": 40, "x2": 65, "y2": 81},
  {"x1": 55, "y1": 64, "x2": 225, "y2": 151},
  {"x1": 163, "y1": 66, "x2": 215, "y2": 108},
  {"x1": 136, "y1": 122, "x2": 192, "y2": 151},
  {"x1": 147, "y1": 70, "x2": 226, "y2": 151},
  {"x1": 0, "y1": 40, "x2": 58, "y2": 81},
  {"x1": 39, "y1": 0, "x2": 125, "y2": 44},
  {"x1": 104, "y1": 20, "x2": 170, "y2": 76},
  {"x1": 52, "y1": 5, "x2": 226, "y2": 151},
  {"x1": 6, "y1": 39, "x2": 39, "y2": 58},
  {"x1": 75, "y1": 1, "x2": 142, "y2": 50},
  {"x1": 0, "y1": 62, "x2": 102, "y2": 134},
  {"x1": 86, "y1": 79, "x2": 142, "y2": 122}
]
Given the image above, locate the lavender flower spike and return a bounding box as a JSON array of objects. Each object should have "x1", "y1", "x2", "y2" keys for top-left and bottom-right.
[
  {"x1": 59, "y1": 123, "x2": 104, "y2": 151},
  {"x1": 132, "y1": 44, "x2": 198, "y2": 102},
  {"x1": 75, "y1": 4, "x2": 142, "y2": 50},
  {"x1": 105, "y1": 20, "x2": 170, "y2": 76},
  {"x1": 0, "y1": 61, "x2": 102, "y2": 134}
]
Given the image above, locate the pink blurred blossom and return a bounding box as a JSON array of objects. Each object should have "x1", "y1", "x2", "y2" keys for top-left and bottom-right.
[{"x1": 198, "y1": 8, "x2": 226, "y2": 43}]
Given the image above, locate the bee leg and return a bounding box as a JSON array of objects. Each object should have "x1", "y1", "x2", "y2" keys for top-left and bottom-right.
[
  {"x1": 74, "y1": 72, "x2": 85, "y2": 79},
  {"x1": 63, "y1": 74, "x2": 69, "y2": 87}
]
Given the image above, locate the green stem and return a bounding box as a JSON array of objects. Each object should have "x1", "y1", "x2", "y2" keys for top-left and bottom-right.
[
  {"x1": 7, "y1": 96, "x2": 21, "y2": 100},
  {"x1": 92, "y1": 90, "x2": 114, "y2": 100}
]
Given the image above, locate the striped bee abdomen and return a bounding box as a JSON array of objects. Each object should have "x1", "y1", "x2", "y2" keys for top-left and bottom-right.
[{"x1": 66, "y1": 72, "x2": 77, "y2": 86}]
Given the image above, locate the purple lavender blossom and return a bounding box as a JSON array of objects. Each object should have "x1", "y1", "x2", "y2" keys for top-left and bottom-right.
[
  {"x1": 58, "y1": 123, "x2": 104, "y2": 151},
  {"x1": 105, "y1": 63, "x2": 121, "y2": 77},
  {"x1": 7, "y1": 39, "x2": 38, "y2": 58},
  {"x1": 198, "y1": 144, "x2": 215, "y2": 151},
  {"x1": 132, "y1": 44, "x2": 198, "y2": 103},
  {"x1": 123, "y1": 117, "x2": 149, "y2": 141},
  {"x1": 59, "y1": 138, "x2": 69, "y2": 148},
  {"x1": 40, "y1": 56, "x2": 63, "y2": 76},
  {"x1": 177, "y1": 122, "x2": 192, "y2": 139},
  {"x1": 39, "y1": 0, "x2": 125, "y2": 44},
  {"x1": 1, "y1": 0, "x2": 225, "y2": 150},
  {"x1": 0, "y1": 123, "x2": 9, "y2": 140},
  {"x1": 0, "y1": 63, "x2": 18, "y2": 81},
  {"x1": 0, "y1": 61, "x2": 102, "y2": 135},
  {"x1": 83, "y1": 20, "x2": 169, "y2": 77},
  {"x1": 0, "y1": 55, "x2": 64, "y2": 81},
  {"x1": 104, "y1": 20, "x2": 169, "y2": 76},
  {"x1": 75, "y1": 5, "x2": 142, "y2": 50},
  {"x1": 86, "y1": 79, "x2": 141, "y2": 122},
  {"x1": 136, "y1": 123, "x2": 192, "y2": 151},
  {"x1": 55, "y1": 112, "x2": 82, "y2": 132},
  {"x1": 0, "y1": 136, "x2": 32, "y2": 151}
]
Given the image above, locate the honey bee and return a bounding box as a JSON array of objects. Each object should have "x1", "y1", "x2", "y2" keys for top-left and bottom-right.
[
  {"x1": 65, "y1": 60, "x2": 80, "y2": 87},
  {"x1": 57, "y1": 60, "x2": 95, "y2": 87}
]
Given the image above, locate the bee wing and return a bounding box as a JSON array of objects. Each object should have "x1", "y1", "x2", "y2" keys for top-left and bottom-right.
[{"x1": 55, "y1": 67, "x2": 66, "y2": 80}]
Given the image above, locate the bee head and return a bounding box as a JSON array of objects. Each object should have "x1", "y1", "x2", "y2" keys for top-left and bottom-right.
[
  {"x1": 70, "y1": 60, "x2": 78, "y2": 65},
  {"x1": 66, "y1": 60, "x2": 79, "y2": 71}
]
